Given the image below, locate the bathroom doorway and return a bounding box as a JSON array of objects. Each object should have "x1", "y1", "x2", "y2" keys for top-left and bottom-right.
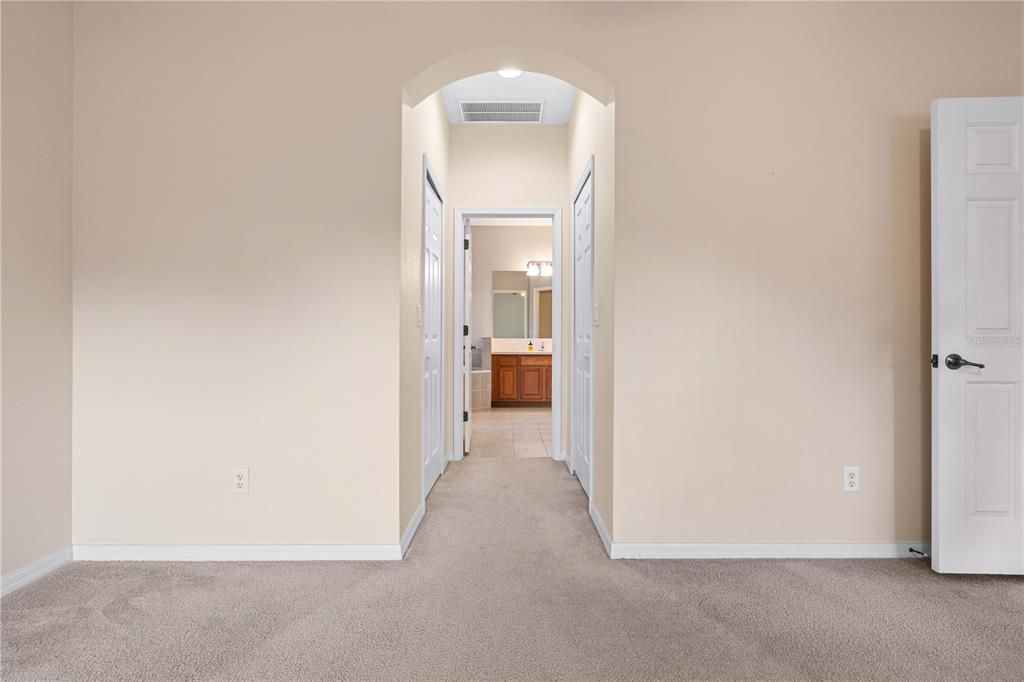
[{"x1": 453, "y1": 208, "x2": 562, "y2": 464}]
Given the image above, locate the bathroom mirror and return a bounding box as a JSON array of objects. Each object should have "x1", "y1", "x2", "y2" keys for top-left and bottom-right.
[
  {"x1": 493, "y1": 290, "x2": 527, "y2": 338},
  {"x1": 492, "y1": 270, "x2": 553, "y2": 338}
]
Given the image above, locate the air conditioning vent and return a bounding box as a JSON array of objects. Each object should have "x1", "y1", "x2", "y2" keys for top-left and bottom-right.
[{"x1": 460, "y1": 100, "x2": 543, "y2": 123}]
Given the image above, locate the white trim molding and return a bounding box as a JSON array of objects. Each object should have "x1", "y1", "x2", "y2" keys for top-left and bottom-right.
[
  {"x1": 74, "y1": 544, "x2": 403, "y2": 562},
  {"x1": 607, "y1": 542, "x2": 931, "y2": 560},
  {"x1": 589, "y1": 503, "x2": 612, "y2": 557},
  {"x1": 585, "y1": 509, "x2": 930, "y2": 560},
  {"x1": 1, "y1": 546, "x2": 72, "y2": 597},
  {"x1": 401, "y1": 501, "x2": 426, "y2": 558}
]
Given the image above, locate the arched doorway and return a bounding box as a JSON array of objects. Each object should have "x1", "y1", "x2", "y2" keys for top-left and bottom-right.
[{"x1": 398, "y1": 47, "x2": 615, "y2": 557}]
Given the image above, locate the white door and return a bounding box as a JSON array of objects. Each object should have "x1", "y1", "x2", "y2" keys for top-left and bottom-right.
[
  {"x1": 463, "y1": 219, "x2": 472, "y2": 453},
  {"x1": 572, "y1": 163, "x2": 594, "y2": 498},
  {"x1": 932, "y1": 97, "x2": 1024, "y2": 574},
  {"x1": 423, "y1": 165, "x2": 445, "y2": 497}
]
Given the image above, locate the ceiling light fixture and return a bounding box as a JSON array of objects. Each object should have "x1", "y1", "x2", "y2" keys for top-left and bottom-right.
[{"x1": 498, "y1": 68, "x2": 523, "y2": 79}]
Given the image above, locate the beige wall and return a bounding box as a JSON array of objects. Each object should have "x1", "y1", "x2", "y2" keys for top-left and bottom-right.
[
  {"x1": 72, "y1": 2, "x2": 404, "y2": 545},
  {"x1": 400, "y1": 93, "x2": 449, "y2": 533},
  {"x1": 64, "y1": 2, "x2": 1021, "y2": 548},
  {"x1": 568, "y1": 91, "x2": 616, "y2": 532},
  {"x1": 1, "y1": 1, "x2": 74, "y2": 574},
  {"x1": 470, "y1": 225, "x2": 553, "y2": 345},
  {"x1": 607, "y1": 4, "x2": 1019, "y2": 544}
]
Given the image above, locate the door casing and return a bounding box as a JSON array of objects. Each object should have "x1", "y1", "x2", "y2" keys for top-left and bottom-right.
[{"x1": 452, "y1": 208, "x2": 563, "y2": 463}]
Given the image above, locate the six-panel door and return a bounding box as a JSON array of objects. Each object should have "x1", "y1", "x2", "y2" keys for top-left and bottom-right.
[{"x1": 933, "y1": 97, "x2": 1024, "y2": 575}]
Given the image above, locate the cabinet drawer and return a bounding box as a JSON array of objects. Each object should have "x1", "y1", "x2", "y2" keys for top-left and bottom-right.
[
  {"x1": 520, "y1": 355, "x2": 552, "y2": 366},
  {"x1": 494, "y1": 355, "x2": 520, "y2": 367}
]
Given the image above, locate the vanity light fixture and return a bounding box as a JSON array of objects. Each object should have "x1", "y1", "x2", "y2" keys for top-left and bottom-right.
[{"x1": 526, "y1": 260, "x2": 552, "y2": 277}]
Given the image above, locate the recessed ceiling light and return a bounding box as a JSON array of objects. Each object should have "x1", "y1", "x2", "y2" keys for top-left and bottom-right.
[{"x1": 498, "y1": 68, "x2": 523, "y2": 79}]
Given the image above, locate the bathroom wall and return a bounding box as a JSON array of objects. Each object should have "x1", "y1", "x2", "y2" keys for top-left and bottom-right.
[{"x1": 470, "y1": 225, "x2": 552, "y2": 345}]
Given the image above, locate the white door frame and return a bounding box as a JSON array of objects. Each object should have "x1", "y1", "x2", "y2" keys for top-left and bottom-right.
[
  {"x1": 570, "y1": 157, "x2": 595, "y2": 498},
  {"x1": 453, "y1": 208, "x2": 563, "y2": 462},
  {"x1": 422, "y1": 155, "x2": 446, "y2": 499}
]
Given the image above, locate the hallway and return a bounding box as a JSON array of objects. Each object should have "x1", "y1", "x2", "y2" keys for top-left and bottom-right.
[{"x1": 4, "y1": 458, "x2": 1024, "y2": 680}]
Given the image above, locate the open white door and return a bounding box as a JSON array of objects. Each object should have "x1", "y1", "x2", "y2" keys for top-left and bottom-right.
[
  {"x1": 423, "y1": 159, "x2": 445, "y2": 497},
  {"x1": 572, "y1": 160, "x2": 595, "y2": 499},
  {"x1": 463, "y1": 219, "x2": 472, "y2": 453},
  {"x1": 932, "y1": 97, "x2": 1024, "y2": 574}
]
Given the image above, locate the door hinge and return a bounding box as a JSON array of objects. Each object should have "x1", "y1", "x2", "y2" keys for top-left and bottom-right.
[
  {"x1": 463, "y1": 411, "x2": 469, "y2": 422},
  {"x1": 930, "y1": 354, "x2": 938, "y2": 368},
  {"x1": 464, "y1": 238, "x2": 470, "y2": 250},
  {"x1": 463, "y1": 325, "x2": 469, "y2": 336}
]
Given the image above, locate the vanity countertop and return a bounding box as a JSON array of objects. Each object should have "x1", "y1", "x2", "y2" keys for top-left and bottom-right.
[{"x1": 491, "y1": 350, "x2": 552, "y2": 356}]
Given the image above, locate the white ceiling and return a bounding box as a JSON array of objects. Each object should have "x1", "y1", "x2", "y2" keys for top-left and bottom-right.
[{"x1": 441, "y1": 71, "x2": 577, "y2": 125}]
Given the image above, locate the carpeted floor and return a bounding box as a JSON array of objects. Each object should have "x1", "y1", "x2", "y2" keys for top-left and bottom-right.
[{"x1": 3, "y1": 457, "x2": 1024, "y2": 680}]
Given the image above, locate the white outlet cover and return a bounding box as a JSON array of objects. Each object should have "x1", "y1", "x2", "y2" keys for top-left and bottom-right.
[
  {"x1": 843, "y1": 466, "x2": 860, "y2": 493},
  {"x1": 233, "y1": 467, "x2": 250, "y2": 494}
]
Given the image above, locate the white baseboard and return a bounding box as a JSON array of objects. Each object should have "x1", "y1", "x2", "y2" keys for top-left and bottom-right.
[
  {"x1": 73, "y1": 543, "x2": 403, "y2": 561},
  {"x1": 589, "y1": 503, "x2": 612, "y2": 557},
  {"x1": 401, "y1": 501, "x2": 426, "y2": 558},
  {"x1": 2, "y1": 546, "x2": 72, "y2": 597},
  {"x1": 609, "y1": 542, "x2": 930, "y2": 560}
]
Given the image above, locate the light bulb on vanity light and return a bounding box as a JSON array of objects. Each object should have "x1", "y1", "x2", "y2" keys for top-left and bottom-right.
[
  {"x1": 526, "y1": 260, "x2": 551, "y2": 277},
  {"x1": 498, "y1": 68, "x2": 523, "y2": 79}
]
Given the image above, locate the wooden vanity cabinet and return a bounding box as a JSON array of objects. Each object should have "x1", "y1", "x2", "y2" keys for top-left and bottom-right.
[
  {"x1": 491, "y1": 354, "x2": 552, "y2": 406},
  {"x1": 493, "y1": 355, "x2": 519, "y2": 401}
]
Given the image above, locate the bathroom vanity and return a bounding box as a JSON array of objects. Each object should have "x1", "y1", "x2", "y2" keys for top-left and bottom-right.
[{"x1": 491, "y1": 353, "x2": 552, "y2": 406}]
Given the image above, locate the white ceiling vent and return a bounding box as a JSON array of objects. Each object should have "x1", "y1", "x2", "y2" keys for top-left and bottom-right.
[{"x1": 459, "y1": 101, "x2": 544, "y2": 123}]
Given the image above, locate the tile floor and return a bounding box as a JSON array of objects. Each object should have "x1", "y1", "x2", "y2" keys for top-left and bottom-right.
[{"x1": 469, "y1": 407, "x2": 552, "y2": 458}]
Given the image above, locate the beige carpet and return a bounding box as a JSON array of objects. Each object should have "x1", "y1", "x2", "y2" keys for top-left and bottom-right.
[{"x1": 3, "y1": 457, "x2": 1024, "y2": 680}]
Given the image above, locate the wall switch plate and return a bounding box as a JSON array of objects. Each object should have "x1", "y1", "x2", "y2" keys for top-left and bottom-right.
[
  {"x1": 233, "y1": 467, "x2": 249, "y2": 494},
  {"x1": 843, "y1": 466, "x2": 860, "y2": 492}
]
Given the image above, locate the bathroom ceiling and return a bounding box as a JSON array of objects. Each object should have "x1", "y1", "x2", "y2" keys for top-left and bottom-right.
[{"x1": 441, "y1": 71, "x2": 577, "y2": 124}]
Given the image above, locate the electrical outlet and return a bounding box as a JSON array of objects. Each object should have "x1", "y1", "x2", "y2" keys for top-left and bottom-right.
[
  {"x1": 233, "y1": 467, "x2": 249, "y2": 494},
  {"x1": 843, "y1": 466, "x2": 860, "y2": 493}
]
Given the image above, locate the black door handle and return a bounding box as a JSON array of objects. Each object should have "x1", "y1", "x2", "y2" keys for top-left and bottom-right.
[{"x1": 945, "y1": 353, "x2": 985, "y2": 370}]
